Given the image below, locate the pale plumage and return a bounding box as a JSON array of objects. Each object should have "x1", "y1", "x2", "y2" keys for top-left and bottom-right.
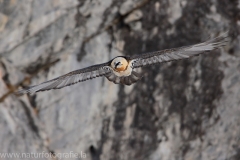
[{"x1": 16, "y1": 33, "x2": 228, "y2": 95}]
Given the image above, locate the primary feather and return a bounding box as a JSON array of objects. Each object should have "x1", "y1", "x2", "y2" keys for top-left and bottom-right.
[
  {"x1": 16, "y1": 64, "x2": 112, "y2": 95},
  {"x1": 131, "y1": 32, "x2": 228, "y2": 68}
]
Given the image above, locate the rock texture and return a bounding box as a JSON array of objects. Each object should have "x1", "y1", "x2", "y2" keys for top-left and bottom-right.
[{"x1": 0, "y1": 0, "x2": 239, "y2": 160}]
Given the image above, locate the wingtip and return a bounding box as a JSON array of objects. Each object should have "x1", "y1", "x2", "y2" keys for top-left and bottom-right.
[
  {"x1": 14, "y1": 88, "x2": 36, "y2": 96},
  {"x1": 14, "y1": 89, "x2": 26, "y2": 96},
  {"x1": 206, "y1": 31, "x2": 229, "y2": 48}
]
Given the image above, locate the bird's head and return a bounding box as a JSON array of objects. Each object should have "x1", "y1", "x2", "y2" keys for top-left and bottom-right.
[{"x1": 111, "y1": 57, "x2": 128, "y2": 72}]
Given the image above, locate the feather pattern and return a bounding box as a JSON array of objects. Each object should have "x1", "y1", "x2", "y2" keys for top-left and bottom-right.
[
  {"x1": 16, "y1": 63, "x2": 112, "y2": 95},
  {"x1": 130, "y1": 32, "x2": 228, "y2": 68}
]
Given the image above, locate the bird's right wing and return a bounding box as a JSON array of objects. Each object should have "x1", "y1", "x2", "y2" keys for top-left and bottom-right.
[{"x1": 16, "y1": 62, "x2": 112, "y2": 95}]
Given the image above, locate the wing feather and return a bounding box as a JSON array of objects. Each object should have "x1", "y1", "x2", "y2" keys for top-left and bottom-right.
[
  {"x1": 130, "y1": 32, "x2": 228, "y2": 68},
  {"x1": 16, "y1": 62, "x2": 112, "y2": 95}
]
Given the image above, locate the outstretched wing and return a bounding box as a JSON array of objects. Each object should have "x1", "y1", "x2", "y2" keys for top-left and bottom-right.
[
  {"x1": 130, "y1": 32, "x2": 228, "y2": 68},
  {"x1": 16, "y1": 62, "x2": 112, "y2": 95}
]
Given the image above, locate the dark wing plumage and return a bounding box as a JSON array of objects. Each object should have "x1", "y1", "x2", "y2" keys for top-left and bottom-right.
[
  {"x1": 16, "y1": 62, "x2": 112, "y2": 95},
  {"x1": 130, "y1": 32, "x2": 228, "y2": 68}
]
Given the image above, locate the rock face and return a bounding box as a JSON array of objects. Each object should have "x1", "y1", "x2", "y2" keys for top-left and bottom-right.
[{"x1": 0, "y1": 0, "x2": 239, "y2": 160}]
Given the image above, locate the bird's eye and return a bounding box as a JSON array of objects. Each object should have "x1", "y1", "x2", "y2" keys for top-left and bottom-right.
[
  {"x1": 115, "y1": 62, "x2": 121, "y2": 66},
  {"x1": 114, "y1": 62, "x2": 121, "y2": 69}
]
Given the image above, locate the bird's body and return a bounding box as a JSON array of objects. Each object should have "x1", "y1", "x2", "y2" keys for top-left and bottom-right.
[{"x1": 16, "y1": 33, "x2": 228, "y2": 95}]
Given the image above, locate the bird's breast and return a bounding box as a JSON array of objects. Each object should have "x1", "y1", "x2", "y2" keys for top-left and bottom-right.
[{"x1": 115, "y1": 66, "x2": 127, "y2": 72}]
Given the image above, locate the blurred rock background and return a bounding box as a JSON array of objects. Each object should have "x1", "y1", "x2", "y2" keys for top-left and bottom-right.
[{"x1": 0, "y1": 0, "x2": 239, "y2": 160}]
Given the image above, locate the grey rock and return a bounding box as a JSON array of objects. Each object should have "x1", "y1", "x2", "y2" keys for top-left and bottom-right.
[
  {"x1": 119, "y1": 0, "x2": 135, "y2": 15},
  {"x1": 119, "y1": 0, "x2": 146, "y2": 15},
  {"x1": 124, "y1": 9, "x2": 143, "y2": 23},
  {"x1": 0, "y1": 58, "x2": 25, "y2": 86},
  {"x1": 0, "y1": 0, "x2": 240, "y2": 160}
]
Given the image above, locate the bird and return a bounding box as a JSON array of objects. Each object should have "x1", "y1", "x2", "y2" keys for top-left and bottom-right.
[{"x1": 16, "y1": 32, "x2": 228, "y2": 95}]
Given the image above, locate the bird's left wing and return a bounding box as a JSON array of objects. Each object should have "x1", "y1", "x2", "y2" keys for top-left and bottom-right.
[
  {"x1": 130, "y1": 33, "x2": 228, "y2": 68},
  {"x1": 16, "y1": 62, "x2": 112, "y2": 95}
]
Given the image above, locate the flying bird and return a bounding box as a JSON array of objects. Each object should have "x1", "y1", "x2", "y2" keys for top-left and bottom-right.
[{"x1": 17, "y1": 33, "x2": 228, "y2": 95}]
